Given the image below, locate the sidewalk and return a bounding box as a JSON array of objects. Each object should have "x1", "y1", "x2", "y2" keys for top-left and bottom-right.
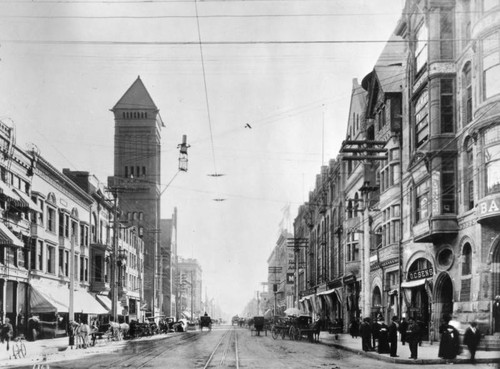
[
  {"x1": 319, "y1": 332, "x2": 500, "y2": 365},
  {"x1": 0, "y1": 333, "x2": 169, "y2": 368}
]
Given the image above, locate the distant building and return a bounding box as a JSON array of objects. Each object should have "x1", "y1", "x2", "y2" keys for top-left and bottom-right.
[
  {"x1": 177, "y1": 258, "x2": 202, "y2": 320},
  {"x1": 160, "y1": 208, "x2": 178, "y2": 317}
]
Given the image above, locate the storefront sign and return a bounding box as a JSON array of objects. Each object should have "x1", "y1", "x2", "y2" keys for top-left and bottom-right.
[
  {"x1": 286, "y1": 273, "x2": 294, "y2": 284},
  {"x1": 477, "y1": 196, "x2": 500, "y2": 220},
  {"x1": 407, "y1": 267, "x2": 433, "y2": 281}
]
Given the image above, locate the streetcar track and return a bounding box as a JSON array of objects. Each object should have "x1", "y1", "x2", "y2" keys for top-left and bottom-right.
[
  {"x1": 91, "y1": 332, "x2": 200, "y2": 369},
  {"x1": 203, "y1": 326, "x2": 239, "y2": 369}
]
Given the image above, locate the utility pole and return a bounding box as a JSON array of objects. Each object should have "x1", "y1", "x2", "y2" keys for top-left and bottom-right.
[
  {"x1": 69, "y1": 234, "x2": 75, "y2": 322},
  {"x1": 340, "y1": 140, "x2": 386, "y2": 319},
  {"x1": 111, "y1": 191, "x2": 119, "y2": 323},
  {"x1": 286, "y1": 237, "x2": 308, "y2": 309}
]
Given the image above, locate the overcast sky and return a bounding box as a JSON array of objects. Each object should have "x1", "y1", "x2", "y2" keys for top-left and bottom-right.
[{"x1": 0, "y1": 0, "x2": 404, "y2": 316}]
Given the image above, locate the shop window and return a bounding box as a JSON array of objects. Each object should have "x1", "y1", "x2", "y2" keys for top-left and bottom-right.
[
  {"x1": 484, "y1": 125, "x2": 500, "y2": 194},
  {"x1": 462, "y1": 62, "x2": 472, "y2": 126},
  {"x1": 482, "y1": 31, "x2": 500, "y2": 99},
  {"x1": 415, "y1": 90, "x2": 429, "y2": 149}
]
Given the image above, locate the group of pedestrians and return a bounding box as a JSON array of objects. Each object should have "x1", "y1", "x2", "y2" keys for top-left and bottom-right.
[
  {"x1": 352, "y1": 315, "x2": 407, "y2": 358},
  {"x1": 349, "y1": 314, "x2": 483, "y2": 363}
]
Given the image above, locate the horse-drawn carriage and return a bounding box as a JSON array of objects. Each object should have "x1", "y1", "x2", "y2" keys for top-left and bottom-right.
[
  {"x1": 271, "y1": 315, "x2": 320, "y2": 342},
  {"x1": 251, "y1": 316, "x2": 267, "y2": 336},
  {"x1": 200, "y1": 315, "x2": 212, "y2": 331}
]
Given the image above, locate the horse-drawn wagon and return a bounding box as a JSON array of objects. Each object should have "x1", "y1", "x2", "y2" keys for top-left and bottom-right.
[{"x1": 200, "y1": 315, "x2": 212, "y2": 331}]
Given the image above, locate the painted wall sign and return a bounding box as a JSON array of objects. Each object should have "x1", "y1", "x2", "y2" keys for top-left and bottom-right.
[{"x1": 407, "y1": 267, "x2": 433, "y2": 281}]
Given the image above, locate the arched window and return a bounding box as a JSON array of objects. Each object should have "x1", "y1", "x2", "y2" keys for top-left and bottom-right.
[
  {"x1": 91, "y1": 213, "x2": 98, "y2": 243},
  {"x1": 462, "y1": 243, "x2": 472, "y2": 275}
]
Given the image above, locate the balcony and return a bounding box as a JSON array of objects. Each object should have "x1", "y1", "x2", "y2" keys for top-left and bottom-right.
[{"x1": 413, "y1": 214, "x2": 458, "y2": 243}]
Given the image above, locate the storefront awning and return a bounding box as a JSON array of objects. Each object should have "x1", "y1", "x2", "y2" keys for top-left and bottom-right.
[
  {"x1": 299, "y1": 294, "x2": 315, "y2": 303},
  {"x1": 30, "y1": 284, "x2": 108, "y2": 315},
  {"x1": 96, "y1": 294, "x2": 112, "y2": 312},
  {"x1": 317, "y1": 288, "x2": 336, "y2": 296},
  {"x1": 0, "y1": 181, "x2": 21, "y2": 203},
  {"x1": 12, "y1": 188, "x2": 41, "y2": 212},
  {"x1": 0, "y1": 222, "x2": 23, "y2": 247},
  {"x1": 401, "y1": 279, "x2": 428, "y2": 289},
  {"x1": 74, "y1": 290, "x2": 108, "y2": 315}
]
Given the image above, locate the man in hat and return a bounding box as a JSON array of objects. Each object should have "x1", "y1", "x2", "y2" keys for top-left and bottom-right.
[
  {"x1": 360, "y1": 317, "x2": 373, "y2": 352},
  {"x1": 494, "y1": 295, "x2": 500, "y2": 333},
  {"x1": 406, "y1": 317, "x2": 420, "y2": 359},
  {"x1": 388, "y1": 316, "x2": 399, "y2": 357},
  {"x1": 464, "y1": 322, "x2": 482, "y2": 363}
]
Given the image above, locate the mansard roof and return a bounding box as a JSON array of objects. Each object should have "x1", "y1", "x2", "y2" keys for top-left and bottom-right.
[{"x1": 112, "y1": 76, "x2": 158, "y2": 111}]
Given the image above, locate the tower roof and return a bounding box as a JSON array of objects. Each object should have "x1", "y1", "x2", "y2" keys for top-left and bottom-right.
[{"x1": 112, "y1": 76, "x2": 158, "y2": 111}]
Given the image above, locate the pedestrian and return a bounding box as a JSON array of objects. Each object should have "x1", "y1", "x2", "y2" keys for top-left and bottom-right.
[
  {"x1": 494, "y1": 295, "x2": 500, "y2": 333},
  {"x1": 439, "y1": 321, "x2": 460, "y2": 360},
  {"x1": 377, "y1": 319, "x2": 390, "y2": 354},
  {"x1": 371, "y1": 317, "x2": 381, "y2": 350},
  {"x1": 388, "y1": 316, "x2": 399, "y2": 357},
  {"x1": 406, "y1": 317, "x2": 419, "y2": 359},
  {"x1": 360, "y1": 317, "x2": 372, "y2": 352},
  {"x1": 0, "y1": 318, "x2": 13, "y2": 351},
  {"x1": 463, "y1": 321, "x2": 481, "y2": 363},
  {"x1": 28, "y1": 314, "x2": 40, "y2": 341},
  {"x1": 399, "y1": 317, "x2": 408, "y2": 345},
  {"x1": 349, "y1": 318, "x2": 359, "y2": 338}
]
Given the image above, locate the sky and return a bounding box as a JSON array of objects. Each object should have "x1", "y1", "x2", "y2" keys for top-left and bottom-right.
[{"x1": 0, "y1": 0, "x2": 404, "y2": 316}]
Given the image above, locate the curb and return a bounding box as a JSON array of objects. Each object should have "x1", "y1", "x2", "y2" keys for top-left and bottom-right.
[{"x1": 320, "y1": 338, "x2": 500, "y2": 365}]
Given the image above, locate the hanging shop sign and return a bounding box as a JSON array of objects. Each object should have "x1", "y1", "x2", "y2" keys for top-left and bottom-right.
[{"x1": 407, "y1": 267, "x2": 433, "y2": 281}]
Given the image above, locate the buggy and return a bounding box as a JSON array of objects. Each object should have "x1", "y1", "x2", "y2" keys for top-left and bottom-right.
[{"x1": 200, "y1": 315, "x2": 212, "y2": 331}]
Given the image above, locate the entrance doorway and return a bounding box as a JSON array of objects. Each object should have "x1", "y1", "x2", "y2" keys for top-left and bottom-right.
[{"x1": 434, "y1": 273, "x2": 453, "y2": 341}]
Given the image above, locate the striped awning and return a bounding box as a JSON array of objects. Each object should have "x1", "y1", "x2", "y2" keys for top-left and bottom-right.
[
  {"x1": 12, "y1": 188, "x2": 41, "y2": 212},
  {"x1": 0, "y1": 222, "x2": 23, "y2": 247},
  {"x1": 96, "y1": 294, "x2": 112, "y2": 312},
  {"x1": 0, "y1": 181, "x2": 22, "y2": 205}
]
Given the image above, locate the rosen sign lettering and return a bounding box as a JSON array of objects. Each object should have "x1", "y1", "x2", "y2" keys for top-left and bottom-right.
[{"x1": 407, "y1": 267, "x2": 433, "y2": 281}]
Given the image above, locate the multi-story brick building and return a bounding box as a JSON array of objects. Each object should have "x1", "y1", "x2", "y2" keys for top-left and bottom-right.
[{"x1": 109, "y1": 76, "x2": 163, "y2": 319}]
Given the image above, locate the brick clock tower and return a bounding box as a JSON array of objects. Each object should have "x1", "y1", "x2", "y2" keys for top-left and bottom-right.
[{"x1": 110, "y1": 76, "x2": 164, "y2": 318}]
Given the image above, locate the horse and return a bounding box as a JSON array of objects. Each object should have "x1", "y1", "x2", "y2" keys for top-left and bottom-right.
[
  {"x1": 108, "y1": 322, "x2": 130, "y2": 340},
  {"x1": 72, "y1": 322, "x2": 91, "y2": 349}
]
